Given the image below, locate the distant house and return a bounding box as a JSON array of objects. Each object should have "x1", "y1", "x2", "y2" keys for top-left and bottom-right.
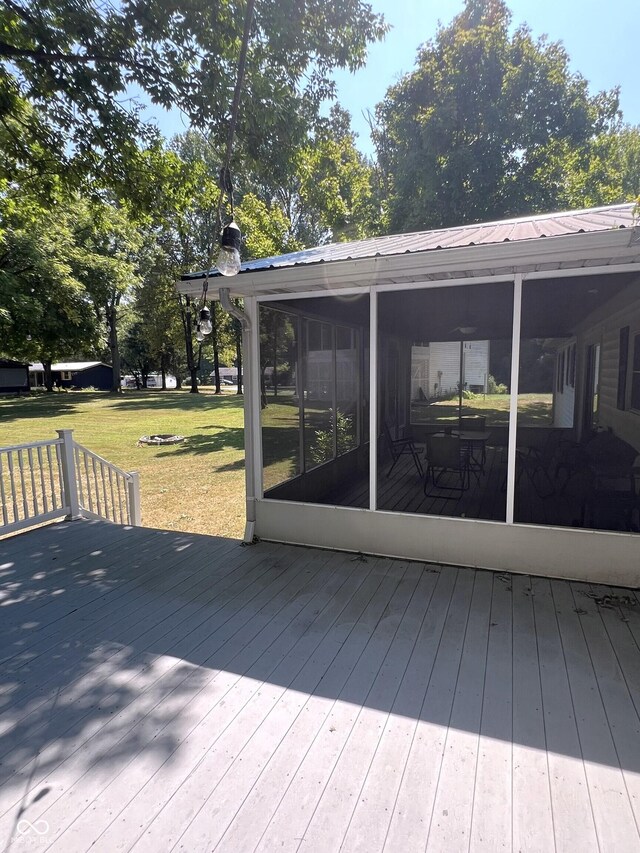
[
  {"x1": 0, "y1": 360, "x2": 29, "y2": 393},
  {"x1": 121, "y1": 372, "x2": 177, "y2": 389},
  {"x1": 30, "y1": 361, "x2": 113, "y2": 390},
  {"x1": 411, "y1": 340, "x2": 489, "y2": 401},
  {"x1": 210, "y1": 367, "x2": 238, "y2": 383}
]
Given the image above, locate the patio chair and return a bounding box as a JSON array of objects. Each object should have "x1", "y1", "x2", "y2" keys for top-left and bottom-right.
[
  {"x1": 424, "y1": 434, "x2": 469, "y2": 498},
  {"x1": 517, "y1": 429, "x2": 566, "y2": 498},
  {"x1": 382, "y1": 421, "x2": 424, "y2": 478},
  {"x1": 458, "y1": 415, "x2": 487, "y2": 470},
  {"x1": 584, "y1": 460, "x2": 640, "y2": 532}
]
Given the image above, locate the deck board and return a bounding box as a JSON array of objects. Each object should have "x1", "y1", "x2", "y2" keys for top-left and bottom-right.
[{"x1": 0, "y1": 520, "x2": 639, "y2": 852}]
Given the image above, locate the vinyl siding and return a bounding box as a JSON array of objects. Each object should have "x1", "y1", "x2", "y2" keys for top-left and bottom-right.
[{"x1": 576, "y1": 280, "x2": 640, "y2": 452}]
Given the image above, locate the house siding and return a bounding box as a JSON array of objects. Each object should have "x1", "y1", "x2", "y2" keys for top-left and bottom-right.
[
  {"x1": 553, "y1": 340, "x2": 576, "y2": 429},
  {"x1": 576, "y1": 280, "x2": 640, "y2": 452},
  {"x1": 0, "y1": 365, "x2": 29, "y2": 392},
  {"x1": 66, "y1": 364, "x2": 113, "y2": 390}
]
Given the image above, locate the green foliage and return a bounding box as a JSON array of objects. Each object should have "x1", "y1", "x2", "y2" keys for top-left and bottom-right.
[
  {"x1": 0, "y1": 192, "x2": 99, "y2": 365},
  {"x1": 487, "y1": 374, "x2": 508, "y2": 394},
  {"x1": 310, "y1": 410, "x2": 355, "y2": 465},
  {"x1": 295, "y1": 105, "x2": 378, "y2": 243},
  {"x1": 373, "y1": 0, "x2": 632, "y2": 231},
  {"x1": 0, "y1": 0, "x2": 386, "y2": 196}
]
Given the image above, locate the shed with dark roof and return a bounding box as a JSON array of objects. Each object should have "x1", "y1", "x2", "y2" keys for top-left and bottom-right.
[{"x1": 0, "y1": 360, "x2": 29, "y2": 393}]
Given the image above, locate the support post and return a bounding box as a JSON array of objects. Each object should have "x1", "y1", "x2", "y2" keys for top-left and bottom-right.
[
  {"x1": 57, "y1": 428, "x2": 81, "y2": 520},
  {"x1": 506, "y1": 274, "x2": 523, "y2": 524},
  {"x1": 127, "y1": 471, "x2": 141, "y2": 526},
  {"x1": 369, "y1": 288, "x2": 378, "y2": 511},
  {"x1": 243, "y1": 296, "x2": 260, "y2": 542}
]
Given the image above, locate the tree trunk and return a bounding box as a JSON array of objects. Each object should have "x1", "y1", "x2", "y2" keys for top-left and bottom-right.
[
  {"x1": 43, "y1": 360, "x2": 54, "y2": 392},
  {"x1": 160, "y1": 358, "x2": 167, "y2": 390},
  {"x1": 179, "y1": 295, "x2": 199, "y2": 394},
  {"x1": 107, "y1": 302, "x2": 122, "y2": 394},
  {"x1": 212, "y1": 304, "x2": 221, "y2": 394},
  {"x1": 175, "y1": 374, "x2": 182, "y2": 390}
]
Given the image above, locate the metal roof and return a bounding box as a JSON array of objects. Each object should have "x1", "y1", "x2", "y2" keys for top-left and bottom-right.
[
  {"x1": 181, "y1": 203, "x2": 637, "y2": 283},
  {"x1": 30, "y1": 361, "x2": 108, "y2": 372}
]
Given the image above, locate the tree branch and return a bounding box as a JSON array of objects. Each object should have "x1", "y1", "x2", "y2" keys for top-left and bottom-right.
[{"x1": 0, "y1": 40, "x2": 156, "y2": 74}]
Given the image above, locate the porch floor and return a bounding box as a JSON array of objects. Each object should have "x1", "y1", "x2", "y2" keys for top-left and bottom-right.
[
  {"x1": 1, "y1": 520, "x2": 640, "y2": 852},
  {"x1": 332, "y1": 446, "x2": 616, "y2": 528}
]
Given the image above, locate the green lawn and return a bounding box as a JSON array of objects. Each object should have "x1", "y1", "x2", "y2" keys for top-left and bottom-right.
[
  {"x1": 0, "y1": 389, "x2": 247, "y2": 538},
  {"x1": 410, "y1": 392, "x2": 553, "y2": 427}
]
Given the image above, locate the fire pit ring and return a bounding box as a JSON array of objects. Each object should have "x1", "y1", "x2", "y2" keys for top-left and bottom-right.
[{"x1": 138, "y1": 434, "x2": 185, "y2": 446}]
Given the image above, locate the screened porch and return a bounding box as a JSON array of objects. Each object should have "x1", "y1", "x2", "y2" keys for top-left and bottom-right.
[{"x1": 258, "y1": 270, "x2": 640, "y2": 536}]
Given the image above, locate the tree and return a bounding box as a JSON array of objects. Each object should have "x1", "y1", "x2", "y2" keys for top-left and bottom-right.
[
  {"x1": 0, "y1": 193, "x2": 99, "y2": 387},
  {"x1": 373, "y1": 0, "x2": 624, "y2": 232},
  {"x1": 0, "y1": 0, "x2": 386, "y2": 195},
  {"x1": 121, "y1": 321, "x2": 156, "y2": 388},
  {"x1": 294, "y1": 105, "x2": 379, "y2": 243},
  {"x1": 70, "y1": 200, "x2": 141, "y2": 393}
]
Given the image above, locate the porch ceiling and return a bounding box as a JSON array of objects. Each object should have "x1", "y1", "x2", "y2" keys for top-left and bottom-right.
[{"x1": 376, "y1": 271, "x2": 637, "y2": 342}]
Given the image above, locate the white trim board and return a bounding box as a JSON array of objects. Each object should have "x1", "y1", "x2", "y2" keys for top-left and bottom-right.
[{"x1": 254, "y1": 499, "x2": 640, "y2": 588}]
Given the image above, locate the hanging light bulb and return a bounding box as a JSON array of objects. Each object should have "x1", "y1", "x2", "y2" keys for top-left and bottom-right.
[
  {"x1": 199, "y1": 305, "x2": 213, "y2": 335},
  {"x1": 195, "y1": 325, "x2": 204, "y2": 343},
  {"x1": 216, "y1": 220, "x2": 242, "y2": 277}
]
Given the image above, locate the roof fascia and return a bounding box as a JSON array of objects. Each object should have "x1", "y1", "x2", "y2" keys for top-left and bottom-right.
[{"x1": 176, "y1": 227, "x2": 639, "y2": 298}]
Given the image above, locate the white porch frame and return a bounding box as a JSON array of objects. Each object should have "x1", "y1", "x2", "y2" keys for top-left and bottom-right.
[{"x1": 245, "y1": 262, "x2": 640, "y2": 585}]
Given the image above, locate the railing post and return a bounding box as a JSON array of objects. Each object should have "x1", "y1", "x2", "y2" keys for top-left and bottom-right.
[
  {"x1": 127, "y1": 471, "x2": 141, "y2": 526},
  {"x1": 57, "y1": 429, "x2": 81, "y2": 520}
]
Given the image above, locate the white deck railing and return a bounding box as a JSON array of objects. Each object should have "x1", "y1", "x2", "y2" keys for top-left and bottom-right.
[{"x1": 0, "y1": 429, "x2": 141, "y2": 535}]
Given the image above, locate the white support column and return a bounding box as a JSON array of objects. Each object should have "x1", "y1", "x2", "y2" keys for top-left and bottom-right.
[
  {"x1": 127, "y1": 471, "x2": 141, "y2": 526},
  {"x1": 369, "y1": 288, "x2": 378, "y2": 512},
  {"x1": 243, "y1": 296, "x2": 261, "y2": 542},
  {"x1": 506, "y1": 274, "x2": 523, "y2": 524},
  {"x1": 57, "y1": 428, "x2": 81, "y2": 520}
]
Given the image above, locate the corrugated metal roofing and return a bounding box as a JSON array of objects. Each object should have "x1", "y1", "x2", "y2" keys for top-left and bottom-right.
[
  {"x1": 29, "y1": 361, "x2": 105, "y2": 372},
  {"x1": 181, "y1": 203, "x2": 637, "y2": 282}
]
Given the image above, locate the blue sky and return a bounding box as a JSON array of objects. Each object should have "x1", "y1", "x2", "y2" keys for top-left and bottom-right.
[{"x1": 147, "y1": 0, "x2": 640, "y2": 155}]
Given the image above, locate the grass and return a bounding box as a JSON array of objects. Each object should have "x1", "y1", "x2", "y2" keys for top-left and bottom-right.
[
  {"x1": 410, "y1": 392, "x2": 553, "y2": 427},
  {"x1": 0, "y1": 389, "x2": 247, "y2": 538},
  {"x1": 0, "y1": 388, "x2": 556, "y2": 537}
]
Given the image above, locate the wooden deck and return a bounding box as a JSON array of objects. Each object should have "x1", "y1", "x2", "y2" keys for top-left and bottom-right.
[
  {"x1": 333, "y1": 446, "x2": 600, "y2": 528},
  {"x1": 1, "y1": 520, "x2": 640, "y2": 852}
]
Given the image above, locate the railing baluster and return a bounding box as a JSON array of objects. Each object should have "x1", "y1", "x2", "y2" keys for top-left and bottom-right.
[
  {"x1": 7, "y1": 452, "x2": 19, "y2": 522},
  {"x1": 83, "y1": 451, "x2": 94, "y2": 513},
  {"x1": 92, "y1": 457, "x2": 101, "y2": 516},
  {"x1": 17, "y1": 449, "x2": 29, "y2": 519},
  {"x1": 117, "y1": 474, "x2": 125, "y2": 523},
  {"x1": 108, "y1": 467, "x2": 116, "y2": 523},
  {"x1": 27, "y1": 447, "x2": 38, "y2": 517},
  {"x1": 47, "y1": 444, "x2": 57, "y2": 509},
  {"x1": 100, "y1": 460, "x2": 109, "y2": 521},
  {"x1": 0, "y1": 453, "x2": 8, "y2": 525},
  {"x1": 74, "y1": 446, "x2": 85, "y2": 510},
  {"x1": 56, "y1": 443, "x2": 66, "y2": 509},
  {"x1": 37, "y1": 446, "x2": 48, "y2": 514}
]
